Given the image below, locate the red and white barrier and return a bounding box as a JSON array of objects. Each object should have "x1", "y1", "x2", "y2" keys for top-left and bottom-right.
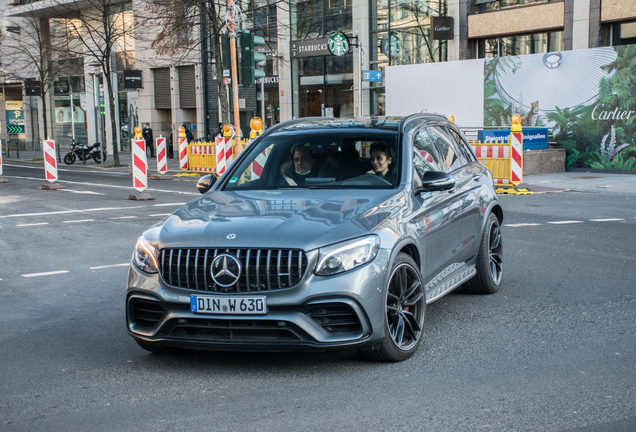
[
  {"x1": 226, "y1": 138, "x2": 233, "y2": 167},
  {"x1": 43, "y1": 140, "x2": 58, "y2": 183},
  {"x1": 510, "y1": 131, "x2": 523, "y2": 185},
  {"x1": 251, "y1": 147, "x2": 270, "y2": 179},
  {"x1": 132, "y1": 138, "x2": 148, "y2": 192},
  {"x1": 472, "y1": 145, "x2": 510, "y2": 159},
  {"x1": 156, "y1": 136, "x2": 167, "y2": 174},
  {"x1": 215, "y1": 137, "x2": 231, "y2": 174},
  {"x1": 179, "y1": 137, "x2": 188, "y2": 171},
  {"x1": 0, "y1": 144, "x2": 3, "y2": 177}
]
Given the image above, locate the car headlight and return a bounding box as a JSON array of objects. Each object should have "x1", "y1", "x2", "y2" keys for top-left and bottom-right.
[
  {"x1": 133, "y1": 236, "x2": 159, "y2": 273},
  {"x1": 315, "y1": 236, "x2": 380, "y2": 276}
]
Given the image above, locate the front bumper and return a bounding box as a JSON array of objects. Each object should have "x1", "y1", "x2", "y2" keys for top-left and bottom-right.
[{"x1": 126, "y1": 250, "x2": 391, "y2": 351}]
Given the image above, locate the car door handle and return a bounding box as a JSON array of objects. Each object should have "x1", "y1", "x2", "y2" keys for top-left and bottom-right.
[{"x1": 473, "y1": 173, "x2": 482, "y2": 180}]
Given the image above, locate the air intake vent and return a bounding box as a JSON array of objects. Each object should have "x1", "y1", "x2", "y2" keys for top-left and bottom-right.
[
  {"x1": 308, "y1": 305, "x2": 361, "y2": 333},
  {"x1": 130, "y1": 299, "x2": 166, "y2": 328},
  {"x1": 159, "y1": 248, "x2": 308, "y2": 293}
]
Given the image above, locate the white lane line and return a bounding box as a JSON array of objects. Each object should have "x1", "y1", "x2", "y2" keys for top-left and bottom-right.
[
  {"x1": 22, "y1": 270, "x2": 69, "y2": 278},
  {"x1": 1, "y1": 175, "x2": 199, "y2": 196},
  {"x1": 109, "y1": 216, "x2": 137, "y2": 219},
  {"x1": 3, "y1": 162, "x2": 129, "y2": 177},
  {"x1": 590, "y1": 218, "x2": 624, "y2": 222},
  {"x1": 153, "y1": 203, "x2": 186, "y2": 207},
  {"x1": 0, "y1": 205, "x2": 145, "y2": 219},
  {"x1": 149, "y1": 213, "x2": 171, "y2": 217},
  {"x1": 63, "y1": 219, "x2": 95, "y2": 223},
  {"x1": 61, "y1": 189, "x2": 105, "y2": 195},
  {"x1": 16, "y1": 222, "x2": 49, "y2": 227},
  {"x1": 547, "y1": 221, "x2": 584, "y2": 225},
  {"x1": 505, "y1": 223, "x2": 542, "y2": 227},
  {"x1": 89, "y1": 263, "x2": 129, "y2": 270}
]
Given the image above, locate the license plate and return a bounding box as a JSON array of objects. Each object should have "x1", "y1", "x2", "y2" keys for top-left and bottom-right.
[{"x1": 190, "y1": 295, "x2": 267, "y2": 315}]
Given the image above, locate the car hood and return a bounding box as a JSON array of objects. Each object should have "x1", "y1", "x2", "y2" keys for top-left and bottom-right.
[{"x1": 150, "y1": 189, "x2": 404, "y2": 251}]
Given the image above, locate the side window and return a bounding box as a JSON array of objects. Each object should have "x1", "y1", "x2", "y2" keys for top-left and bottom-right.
[
  {"x1": 429, "y1": 126, "x2": 465, "y2": 171},
  {"x1": 448, "y1": 128, "x2": 476, "y2": 163},
  {"x1": 412, "y1": 128, "x2": 444, "y2": 178}
]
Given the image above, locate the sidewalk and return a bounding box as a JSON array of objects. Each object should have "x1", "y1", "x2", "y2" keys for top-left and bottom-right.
[
  {"x1": 4, "y1": 147, "x2": 636, "y2": 193},
  {"x1": 2, "y1": 149, "x2": 184, "y2": 175},
  {"x1": 521, "y1": 172, "x2": 636, "y2": 195}
]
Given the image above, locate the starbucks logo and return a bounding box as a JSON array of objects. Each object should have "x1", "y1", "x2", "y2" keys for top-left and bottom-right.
[{"x1": 328, "y1": 32, "x2": 350, "y2": 57}]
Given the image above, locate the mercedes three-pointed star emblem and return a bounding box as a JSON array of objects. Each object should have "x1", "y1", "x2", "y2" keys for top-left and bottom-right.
[{"x1": 211, "y1": 253, "x2": 241, "y2": 287}]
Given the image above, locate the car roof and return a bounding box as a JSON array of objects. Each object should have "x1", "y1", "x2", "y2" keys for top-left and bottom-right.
[{"x1": 265, "y1": 114, "x2": 451, "y2": 135}]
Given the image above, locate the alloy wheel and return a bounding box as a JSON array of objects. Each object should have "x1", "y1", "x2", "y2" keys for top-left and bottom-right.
[
  {"x1": 386, "y1": 263, "x2": 425, "y2": 351},
  {"x1": 488, "y1": 219, "x2": 503, "y2": 285}
]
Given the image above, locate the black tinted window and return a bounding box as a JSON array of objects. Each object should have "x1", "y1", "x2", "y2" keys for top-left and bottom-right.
[
  {"x1": 447, "y1": 128, "x2": 476, "y2": 163},
  {"x1": 428, "y1": 126, "x2": 465, "y2": 171}
]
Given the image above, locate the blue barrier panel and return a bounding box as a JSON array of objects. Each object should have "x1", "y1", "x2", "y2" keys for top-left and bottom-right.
[{"x1": 477, "y1": 128, "x2": 549, "y2": 150}]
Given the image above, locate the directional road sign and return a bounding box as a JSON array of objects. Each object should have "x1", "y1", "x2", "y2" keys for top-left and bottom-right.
[{"x1": 362, "y1": 70, "x2": 382, "y2": 82}]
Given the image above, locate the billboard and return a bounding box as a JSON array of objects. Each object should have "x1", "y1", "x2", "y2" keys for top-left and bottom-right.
[{"x1": 484, "y1": 45, "x2": 636, "y2": 170}]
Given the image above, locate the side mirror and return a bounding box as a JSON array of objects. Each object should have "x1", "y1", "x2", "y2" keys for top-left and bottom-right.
[
  {"x1": 197, "y1": 174, "x2": 219, "y2": 194},
  {"x1": 416, "y1": 171, "x2": 455, "y2": 193}
]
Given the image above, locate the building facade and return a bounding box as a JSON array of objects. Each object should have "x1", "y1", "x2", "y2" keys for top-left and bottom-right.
[{"x1": 1, "y1": 0, "x2": 635, "y2": 154}]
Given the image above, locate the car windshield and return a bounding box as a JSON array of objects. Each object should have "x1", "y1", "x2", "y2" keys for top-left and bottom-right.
[{"x1": 223, "y1": 129, "x2": 400, "y2": 190}]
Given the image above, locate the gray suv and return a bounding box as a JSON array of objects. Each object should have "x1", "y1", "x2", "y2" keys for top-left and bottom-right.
[{"x1": 127, "y1": 115, "x2": 503, "y2": 362}]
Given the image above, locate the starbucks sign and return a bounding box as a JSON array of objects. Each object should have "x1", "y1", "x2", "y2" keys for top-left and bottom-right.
[{"x1": 328, "y1": 32, "x2": 350, "y2": 57}]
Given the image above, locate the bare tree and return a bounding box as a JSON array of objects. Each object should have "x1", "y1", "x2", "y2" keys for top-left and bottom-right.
[
  {"x1": 1, "y1": 11, "x2": 60, "y2": 142},
  {"x1": 59, "y1": 0, "x2": 139, "y2": 166}
]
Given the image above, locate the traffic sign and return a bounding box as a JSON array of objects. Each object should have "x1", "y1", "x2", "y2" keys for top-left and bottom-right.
[
  {"x1": 363, "y1": 70, "x2": 382, "y2": 82},
  {"x1": 7, "y1": 125, "x2": 24, "y2": 134}
]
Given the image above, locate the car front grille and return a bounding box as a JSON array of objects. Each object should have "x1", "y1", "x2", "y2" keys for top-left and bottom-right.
[
  {"x1": 308, "y1": 304, "x2": 362, "y2": 333},
  {"x1": 159, "y1": 248, "x2": 308, "y2": 292}
]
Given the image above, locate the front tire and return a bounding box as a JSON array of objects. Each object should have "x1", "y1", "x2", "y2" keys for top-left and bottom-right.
[
  {"x1": 464, "y1": 212, "x2": 503, "y2": 294},
  {"x1": 63, "y1": 153, "x2": 75, "y2": 165},
  {"x1": 363, "y1": 253, "x2": 426, "y2": 362}
]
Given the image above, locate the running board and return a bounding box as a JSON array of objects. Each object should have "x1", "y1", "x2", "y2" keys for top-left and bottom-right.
[{"x1": 425, "y1": 266, "x2": 476, "y2": 304}]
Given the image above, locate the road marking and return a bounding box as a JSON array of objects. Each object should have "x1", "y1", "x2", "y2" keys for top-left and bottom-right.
[
  {"x1": 149, "y1": 213, "x2": 171, "y2": 217},
  {"x1": 547, "y1": 221, "x2": 584, "y2": 224},
  {"x1": 1, "y1": 175, "x2": 199, "y2": 196},
  {"x1": 590, "y1": 218, "x2": 624, "y2": 222},
  {"x1": 89, "y1": 263, "x2": 129, "y2": 270},
  {"x1": 22, "y1": 270, "x2": 69, "y2": 278},
  {"x1": 505, "y1": 223, "x2": 542, "y2": 227},
  {"x1": 153, "y1": 203, "x2": 186, "y2": 207},
  {"x1": 63, "y1": 219, "x2": 95, "y2": 223},
  {"x1": 61, "y1": 189, "x2": 105, "y2": 195},
  {"x1": 0, "y1": 205, "x2": 145, "y2": 219},
  {"x1": 109, "y1": 216, "x2": 137, "y2": 219},
  {"x1": 16, "y1": 223, "x2": 49, "y2": 227}
]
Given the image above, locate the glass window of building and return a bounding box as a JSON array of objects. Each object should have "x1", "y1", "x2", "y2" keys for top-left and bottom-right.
[
  {"x1": 369, "y1": 0, "x2": 448, "y2": 115},
  {"x1": 290, "y1": 0, "x2": 353, "y2": 118},
  {"x1": 476, "y1": 31, "x2": 564, "y2": 58},
  {"x1": 603, "y1": 21, "x2": 636, "y2": 46}
]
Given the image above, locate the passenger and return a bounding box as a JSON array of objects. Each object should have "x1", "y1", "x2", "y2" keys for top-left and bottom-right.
[
  {"x1": 280, "y1": 144, "x2": 321, "y2": 186},
  {"x1": 367, "y1": 142, "x2": 396, "y2": 184}
]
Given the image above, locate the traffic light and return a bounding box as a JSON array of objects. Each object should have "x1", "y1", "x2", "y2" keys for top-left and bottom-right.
[
  {"x1": 221, "y1": 34, "x2": 231, "y2": 70},
  {"x1": 240, "y1": 31, "x2": 266, "y2": 86}
]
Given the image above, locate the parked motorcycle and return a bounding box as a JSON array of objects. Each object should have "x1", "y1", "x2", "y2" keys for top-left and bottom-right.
[{"x1": 63, "y1": 140, "x2": 107, "y2": 165}]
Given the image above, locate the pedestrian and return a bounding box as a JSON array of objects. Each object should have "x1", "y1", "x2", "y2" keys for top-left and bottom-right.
[
  {"x1": 142, "y1": 122, "x2": 154, "y2": 157},
  {"x1": 182, "y1": 124, "x2": 195, "y2": 143},
  {"x1": 213, "y1": 122, "x2": 222, "y2": 138}
]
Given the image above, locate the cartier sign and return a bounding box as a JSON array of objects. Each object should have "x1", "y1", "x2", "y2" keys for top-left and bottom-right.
[{"x1": 430, "y1": 16, "x2": 454, "y2": 40}]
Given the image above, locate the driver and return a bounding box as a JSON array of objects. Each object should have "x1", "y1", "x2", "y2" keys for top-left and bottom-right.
[
  {"x1": 367, "y1": 142, "x2": 396, "y2": 184},
  {"x1": 280, "y1": 144, "x2": 321, "y2": 186}
]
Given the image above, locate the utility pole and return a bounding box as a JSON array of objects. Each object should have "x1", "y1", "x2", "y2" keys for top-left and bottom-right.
[{"x1": 227, "y1": 1, "x2": 242, "y2": 153}]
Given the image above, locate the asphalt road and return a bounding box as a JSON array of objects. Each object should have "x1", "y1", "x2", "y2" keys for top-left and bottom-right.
[{"x1": 1, "y1": 163, "x2": 635, "y2": 432}]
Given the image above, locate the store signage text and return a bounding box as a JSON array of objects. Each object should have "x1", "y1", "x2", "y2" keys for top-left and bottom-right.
[
  {"x1": 430, "y1": 16, "x2": 454, "y2": 40},
  {"x1": 291, "y1": 38, "x2": 330, "y2": 58},
  {"x1": 591, "y1": 104, "x2": 635, "y2": 120},
  {"x1": 256, "y1": 76, "x2": 279, "y2": 84}
]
